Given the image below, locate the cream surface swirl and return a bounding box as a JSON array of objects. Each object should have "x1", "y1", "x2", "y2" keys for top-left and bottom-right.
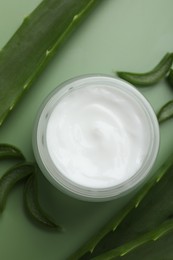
[{"x1": 46, "y1": 84, "x2": 150, "y2": 188}]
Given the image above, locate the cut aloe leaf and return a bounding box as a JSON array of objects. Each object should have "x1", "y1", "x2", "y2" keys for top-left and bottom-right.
[
  {"x1": 167, "y1": 69, "x2": 173, "y2": 87},
  {"x1": 157, "y1": 100, "x2": 173, "y2": 124},
  {"x1": 24, "y1": 172, "x2": 61, "y2": 230},
  {"x1": 0, "y1": 162, "x2": 34, "y2": 212},
  {"x1": 0, "y1": 143, "x2": 25, "y2": 160},
  {"x1": 117, "y1": 53, "x2": 173, "y2": 86},
  {"x1": 0, "y1": 0, "x2": 100, "y2": 125},
  {"x1": 70, "y1": 153, "x2": 173, "y2": 259}
]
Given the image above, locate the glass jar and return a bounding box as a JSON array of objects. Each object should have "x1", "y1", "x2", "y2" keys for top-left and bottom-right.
[{"x1": 32, "y1": 75, "x2": 160, "y2": 201}]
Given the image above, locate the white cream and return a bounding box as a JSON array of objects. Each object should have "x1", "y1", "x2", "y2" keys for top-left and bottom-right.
[{"x1": 46, "y1": 84, "x2": 151, "y2": 189}]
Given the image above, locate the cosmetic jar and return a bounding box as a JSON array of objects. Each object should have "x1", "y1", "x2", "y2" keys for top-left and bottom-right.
[{"x1": 33, "y1": 75, "x2": 160, "y2": 201}]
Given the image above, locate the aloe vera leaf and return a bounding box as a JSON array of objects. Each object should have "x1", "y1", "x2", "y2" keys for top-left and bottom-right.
[
  {"x1": 70, "y1": 153, "x2": 173, "y2": 260},
  {"x1": 113, "y1": 225, "x2": 173, "y2": 260},
  {"x1": 117, "y1": 53, "x2": 173, "y2": 86},
  {"x1": 0, "y1": 143, "x2": 25, "y2": 160},
  {"x1": 91, "y1": 220, "x2": 173, "y2": 260},
  {"x1": 167, "y1": 69, "x2": 173, "y2": 87},
  {"x1": 0, "y1": 162, "x2": 34, "y2": 212},
  {"x1": 113, "y1": 233, "x2": 173, "y2": 260},
  {"x1": 157, "y1": 100, "x2": 173, "y2": 124},
  {"x1": 24, "y1": 173, "x2": 61, "y2": 230},
  {"x1": 111, "y1": 230, "x2": 173, "y2": 260},
  {"x1": 85, "y1": 157, "x2": 173, "y2": 258},
  {"x1": 0, "y1": 0, "x2": 100, "y2": 126}
]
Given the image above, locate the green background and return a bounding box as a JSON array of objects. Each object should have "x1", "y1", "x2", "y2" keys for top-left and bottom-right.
[{"x1": 0, "y1": 0, "x2": 173, "y2": 259}]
